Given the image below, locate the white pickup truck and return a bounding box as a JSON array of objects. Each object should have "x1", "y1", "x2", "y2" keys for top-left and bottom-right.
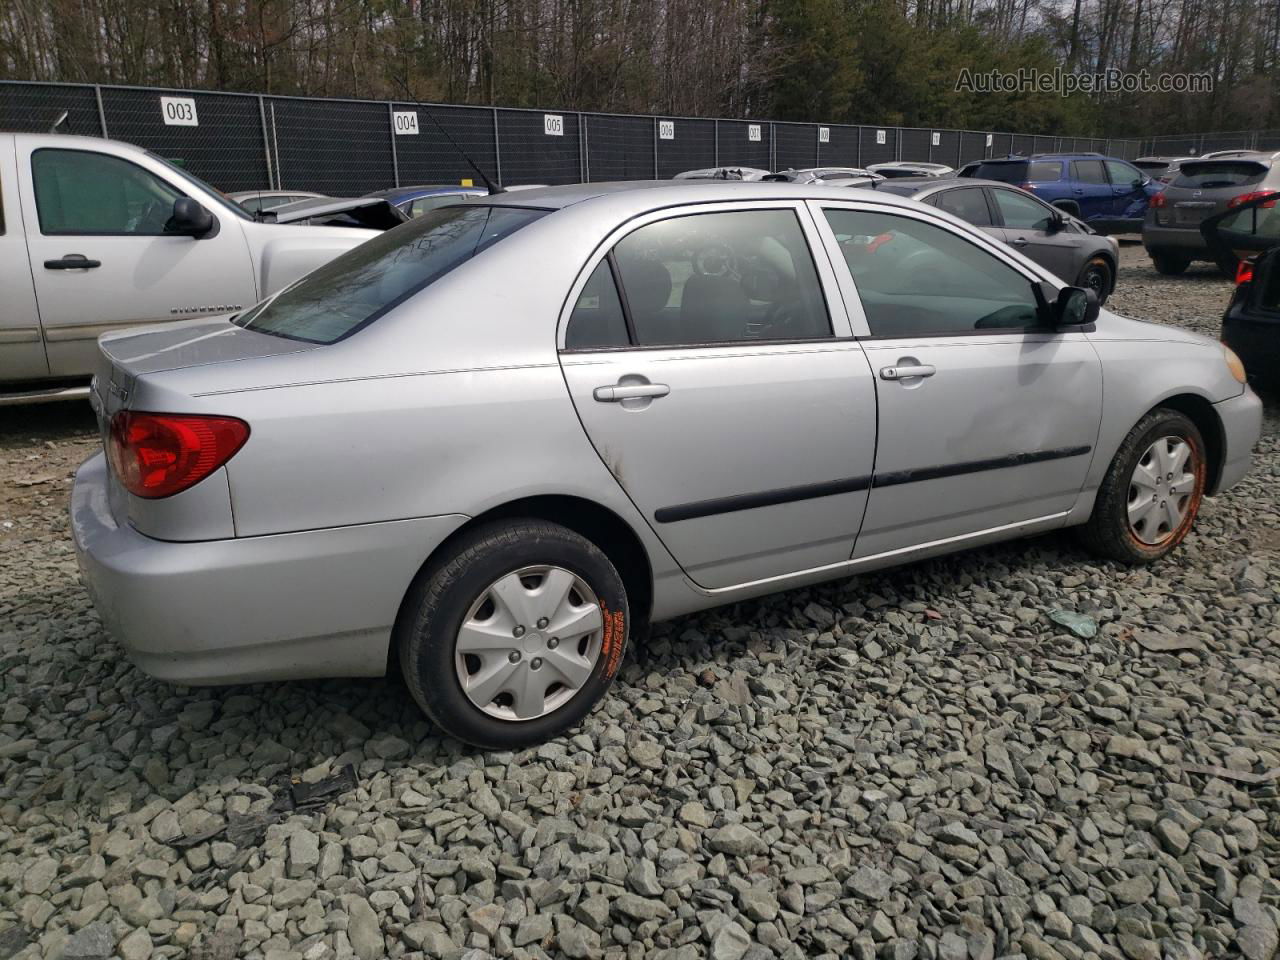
[{"x1": 0, "y1": 133, "x2": 379, "y2": 403}]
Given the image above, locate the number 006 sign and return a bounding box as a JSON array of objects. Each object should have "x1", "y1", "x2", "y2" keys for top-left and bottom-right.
[{"x1": 160, "y1": 97, "x2": 198, "y2": 127}]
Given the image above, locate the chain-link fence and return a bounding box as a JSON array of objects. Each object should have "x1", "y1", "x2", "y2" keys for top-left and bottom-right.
[{"x1": 0, "y1": 79, "x2": 1153, "y2": 195}]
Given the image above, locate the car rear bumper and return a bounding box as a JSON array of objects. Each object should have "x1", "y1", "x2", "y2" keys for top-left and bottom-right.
[
  {"x1": 71, "y1": 452, "x2": 468, "y2": 685},
  {"x1": 1142, "y1": 221, "x2": 1212, "y2": 258},
  {"x1": 1211, "y1": 388, "x2": 1264, "y2": 495}
]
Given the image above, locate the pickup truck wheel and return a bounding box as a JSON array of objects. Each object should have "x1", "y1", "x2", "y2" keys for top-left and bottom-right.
[
  {"x1": 1077, "y1": 256, "x2": 1112, "y2": 305},
  {"x1": 396, "y1": 519, "x2": 629, "y2": 749},
  {"x1": 1078, "y1": 409, "x2": 1206, "y2": 564},
  {"x1": 1151, "y1": 253, "x2": 1190, "y2": 275}
]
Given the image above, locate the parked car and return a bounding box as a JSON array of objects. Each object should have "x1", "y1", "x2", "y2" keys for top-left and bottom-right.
[
  {"x1": 1201, "y1": 191, "x2": 1280, "y2": 382},
  {"x1": 867, "y1": 161, "x2": 955, "y2": 178},
  {"x1": 1132, "y1": 156, "x2": 1197, "y2": 186},
  {"x1": 265, "y1": 196, "x2": 409, "y2": 230},
  {"x1": 228, "y1": 190, "x2": 327, "y2": 214},
  {"x1": 363, "y1": 184, "x2": 488, "y2": 218},
  {"x1": 72, "y1": 181, "x2": 1261, "y2": 748},
  {"x1": 673, "y1": 167, "x2": 771, "y2": 181},
  {"x1": 1143, "y1": 152, "x2": 1280, "y2": 275},
  {"x1": 764, "y1": 167, "x2": 882, "y2": 183},
  {"x1": 957, "y1": 153, "x2": 1160, "y2": 234},
  {"x1": 0, "y1": 133, "x2": 380, "y2": 403},
  {"x1": 863, "y1": 177, "x2": 1119, "y2": 302}
]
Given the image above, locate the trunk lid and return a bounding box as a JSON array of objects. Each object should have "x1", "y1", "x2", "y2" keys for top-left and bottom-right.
[{"x1": 1158, "y1": 159, "x2": 1271, "y2": 227}]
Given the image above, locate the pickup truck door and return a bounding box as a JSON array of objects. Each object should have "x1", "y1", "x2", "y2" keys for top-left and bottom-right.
[
  {"x1": 0, "y1": 134, "x2": 48, "y2": 383},
  {"x1": 16, "y1": 143, "x2": 257, "y2": 378}
]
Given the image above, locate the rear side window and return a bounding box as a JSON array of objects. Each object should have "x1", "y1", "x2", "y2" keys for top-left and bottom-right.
[
  {"x1": 1072, "y1": 160, "x2": 1108, "y2": 185},
  {"x1": 970, "y1": 162, "x2": 1027, "y2": 184},
  {"x1": 1027, "y1": 162, "x2": 1062, "y2": 181},
  {"x1": 1173, "y1": 162, "x2": 1267, "y2": 189},
  {"x1": 932, "y1": 188, "x2": 993, "y2": 226},
  {"x1": 236, "y1": 205, "x2": 545, "y2": 344},
  {"x1": 32, "y1": 148, "x2": 184, "y2": 235},
  {"x1": 565, "y1": 261, "x2": 629, "y2": 349},
  {"x1": 611, "y1": 209, "x2": 831, "y2": 346}
]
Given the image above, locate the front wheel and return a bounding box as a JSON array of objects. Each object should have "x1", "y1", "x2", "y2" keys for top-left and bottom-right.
[
  {"x1": 396, "y1": 519, "x2": 629, "y2": 748},
  {"x1": 1078, "y1": 409, "x2": 1207, "y2": 564},
  {"x1": 1077, "y1": 256, "x2": 1113, "y2": 305}
]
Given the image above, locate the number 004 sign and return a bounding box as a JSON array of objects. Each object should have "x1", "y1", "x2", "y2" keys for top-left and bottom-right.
[
  {"x1": 160, "y1": 97, "x2": 198, "y2": 126},
  {"x1": 393, "y1": 111, "x2": 419, "y2": 135}
]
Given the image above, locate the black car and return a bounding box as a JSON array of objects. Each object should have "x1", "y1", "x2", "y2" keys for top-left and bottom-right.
[{"x1": 1202, "y1": 191, "x2": 1280, "y2": 382}]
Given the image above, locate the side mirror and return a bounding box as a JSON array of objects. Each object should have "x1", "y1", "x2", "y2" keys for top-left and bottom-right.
[
  {"x1": 1132, "y1": 177, "x2": 1145, "y2": 189},
  {"x1": 1054, "y1": 285, "x2": 1099, "y2": 329},
  {"x1": 167, "y1": 197, "x2": 214, "y2": 238},
  {"x1": 1047, "y1": 212, "x2": 1066, "y2": 233}
]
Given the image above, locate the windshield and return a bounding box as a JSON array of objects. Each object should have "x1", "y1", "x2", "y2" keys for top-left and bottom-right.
[
  {"x1": 235, "y1": 205, "x2": 547, "y2": 344},
  {"x1": 1172, "y1": 161, "x2": 1267, "y2": 189},
  {"x1": 146, "y1": 153, "x2": 253, "y2": 221}
]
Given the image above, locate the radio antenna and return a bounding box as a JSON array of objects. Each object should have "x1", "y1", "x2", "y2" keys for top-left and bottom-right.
[{"x1": 393, "y1": 77, "x2": 504, "y2": 195}]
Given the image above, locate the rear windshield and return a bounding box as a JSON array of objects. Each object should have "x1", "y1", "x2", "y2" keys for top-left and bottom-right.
[
  {"x1": 1172, "y1": 161, "x2": 1267, "y2": 189},
  {"x1": 964, "y1": 160, "x2": 1060, "y2": 183},
  {"x1": 236, "y1": 205, "x2": 546, "y2": 344}
]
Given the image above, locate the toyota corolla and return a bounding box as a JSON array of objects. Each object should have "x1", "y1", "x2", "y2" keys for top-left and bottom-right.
[{"x1": 72, "y1": 181, "x2": 1262, "y2": 748}]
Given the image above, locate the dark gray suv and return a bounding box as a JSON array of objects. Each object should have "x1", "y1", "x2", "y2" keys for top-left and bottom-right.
[{"x1": 1143, "y1": 151, "x2": 1280, "y2": 275}]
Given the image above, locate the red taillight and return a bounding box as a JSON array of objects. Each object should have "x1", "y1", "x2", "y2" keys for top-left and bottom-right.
[
  {"x1": 1236, "y1": 258, "x2": 1255, "y2": 285},
  {"x1": 1150, "y1": 192, "x2": 1167, "y2": 208},
  {"x1": 1228, "y1": 190, "x2": 1277, "y2": 209},
  {"x1": 108, "y1": 412, "x2": 249, "y2": 499}
]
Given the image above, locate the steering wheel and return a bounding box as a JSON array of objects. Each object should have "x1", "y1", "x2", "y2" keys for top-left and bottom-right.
[{"x1": 693, "y1": 242, "x2": 738, "y2": 278}]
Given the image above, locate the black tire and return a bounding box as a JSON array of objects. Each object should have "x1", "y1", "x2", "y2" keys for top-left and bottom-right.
[
  {"x1": 1078, "y1": 409, "x2": 1207, "y2": 565},
  {"x1": 1077, "y1": 256, "x2": 1113, "y2": 305},
  {"x1": 396, "y1": 519, "x2": 629, "y2": 749},
  {"x1": 1151, "y1": 253, "x2": 1190, "y2": 276}
]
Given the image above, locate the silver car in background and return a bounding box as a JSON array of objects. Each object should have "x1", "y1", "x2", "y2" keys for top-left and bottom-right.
[
  {"x1": 864, "y1": 177, "x2": 1121, "y2": 302},
  {"x1": 765, "y1": 166, "x2": 883, "y2": 183},
  {"x1": 866, "y1": 161, "x2": 955, "y2": 178},
  {"x1": 73, "y1": 181, "x2": 1261, "y2": 748}
]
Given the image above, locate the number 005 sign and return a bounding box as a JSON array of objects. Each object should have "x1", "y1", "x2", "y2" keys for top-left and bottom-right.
[{"x1": 160, "y1": 97, "x2": 198, "y2": 126}]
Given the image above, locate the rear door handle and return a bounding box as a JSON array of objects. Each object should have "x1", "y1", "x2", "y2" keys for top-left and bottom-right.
[
  {"x1": 593, "y1": 382, "x2": 671, "y2": 402},
  {"x1": 880, "y1": 364, "x2": 936, "y2": 381},
  {"x1": 44, "y1": 255, "x2": 101, "y2": 270}
]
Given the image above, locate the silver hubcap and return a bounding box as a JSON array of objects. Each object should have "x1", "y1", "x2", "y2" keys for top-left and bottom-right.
[
  {"x1": 454, "y1": 565, "x2": 603, "y2": 721},
  {"x1": 1127, "y1": 436, "x2": 1197, "y2": 545}
]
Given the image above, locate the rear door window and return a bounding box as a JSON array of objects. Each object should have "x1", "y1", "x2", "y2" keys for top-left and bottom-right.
[
  {"x1": 1172, "y1": 162, "x2": 1268, "y2": 189},
  {"x1": 932, "y1": 187, "x2": 994, "y2": 226},
  {"x1": 1071, "y1": 160, "x2": 1108, "y2": 185},
  {"x1": 565, "y1": 260, "x2": 630, "y2": 349},
  {"x1": 236, "y1": 205, "x2": 546, "y2": 344},
  {"x1": 611, "y1": 209, "x2": 831, "y2": 346}
]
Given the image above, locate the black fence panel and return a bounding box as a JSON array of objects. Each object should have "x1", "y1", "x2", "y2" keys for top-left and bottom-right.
[
  {"x1": 656, "y1": 118, "x2": 716, "y2": 178},
  {"x1": 1011, "y1": 134, "x2": 1034, "y2": 157},
  {"x1": 586, "y1": 114, "x2": 654, "y2": 181},
  {"x1": 820, "y1": 125, "x2": 860, "y2": 167},
  {"x1": 990, "y1": 133, "x2": 1013, "y2": 157},
  {"x1": 773, "y1": 123, "x2": 815, "y2": 170},
  {"x1": 391, "y1": 103, "x2": 496, "y2": 188},
  {"x1": 899, "y1": 129, "x2": 930, "y2": 163},
  {"x1": 1033, "y1": 135, "x2": 1058, "y2": 154},
  {"x1": 0, "y1": 82, "x2": 102, "y2": 137},
  {"x1": 266, "y1": 97, "x2": 393, "y2": 194},
  {"x1": 497, "y1": 109, "x2": 580, "y2": 184},
  {"x1": 959, "y1": 132, "x2": 987, "y2": 165},
  {"x1": 859, "y1": 126, "x2": 896, "y2": 166},
  {"x1": 932, "y1": 131, "x2": 960, "y2": 166},
  {"x1": 714, "y1": 120, "x2": 771, "y2": 170},
  {"x1": 1200, "y1": 133, "x2": 1252, "y2": 153},
  {"x1": 102, "y1": 87, "x2": 267, "y2": 192}
]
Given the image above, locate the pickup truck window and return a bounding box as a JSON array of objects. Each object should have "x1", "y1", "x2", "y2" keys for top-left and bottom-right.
[
  {"x1": 236, "y1": 204, "x2": 547, "y2": 344},
  {"x1": 33, "y1": 149, "x2": 184, "y2": 236}
]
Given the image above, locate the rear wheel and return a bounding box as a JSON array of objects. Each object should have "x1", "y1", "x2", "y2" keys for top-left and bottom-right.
[
  {"x1": 1077, "y1": 256, "x2": 1113, "y2": 305},
  {"x1": 396, "y1": 520, "x2": 629, "y2": 748},
  {"x1": 1151, "y1": 252, "x2": 1190, "y2": 276},
  {"x1": 1078, "y1": 409, "x2": 1206, "y2": 564}
]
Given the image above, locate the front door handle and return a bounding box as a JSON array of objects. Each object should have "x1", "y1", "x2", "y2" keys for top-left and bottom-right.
[
  {"x1": 1010, "y1": 236, "x2": 1029, "y2": 246},
  {"x1": 593, "y1": 382, "x2": 671, "y2": 402},
  {"x1": 880, "y1": 364, "x2": 936, "y2": 381},
  {"x1": 44, "y1": 255, "x2": 101, "y2": 270}
]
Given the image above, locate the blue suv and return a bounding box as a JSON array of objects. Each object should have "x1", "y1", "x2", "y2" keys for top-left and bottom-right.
[{"x1": 958, "y1": 154, "x2": 1160, "y2": 235}]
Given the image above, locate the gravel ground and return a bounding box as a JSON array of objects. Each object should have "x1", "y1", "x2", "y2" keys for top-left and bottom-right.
[{"x1": 1, "y1": 243, "x2": 1277, "y2": 960}]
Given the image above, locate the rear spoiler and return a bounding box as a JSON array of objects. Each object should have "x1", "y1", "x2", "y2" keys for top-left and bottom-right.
[{"x1": 262, "y1": 197, "x2": 408, "y2": 230}]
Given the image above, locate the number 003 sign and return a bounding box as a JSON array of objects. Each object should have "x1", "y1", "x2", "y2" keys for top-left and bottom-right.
[{"x1": 160, "y1": 97, "x2": 198, "y2": 127}]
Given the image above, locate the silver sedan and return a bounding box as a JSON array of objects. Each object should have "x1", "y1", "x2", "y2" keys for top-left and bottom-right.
[{"x1": 73, "y1": 181, "x2": 1262, "y2": 748}]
